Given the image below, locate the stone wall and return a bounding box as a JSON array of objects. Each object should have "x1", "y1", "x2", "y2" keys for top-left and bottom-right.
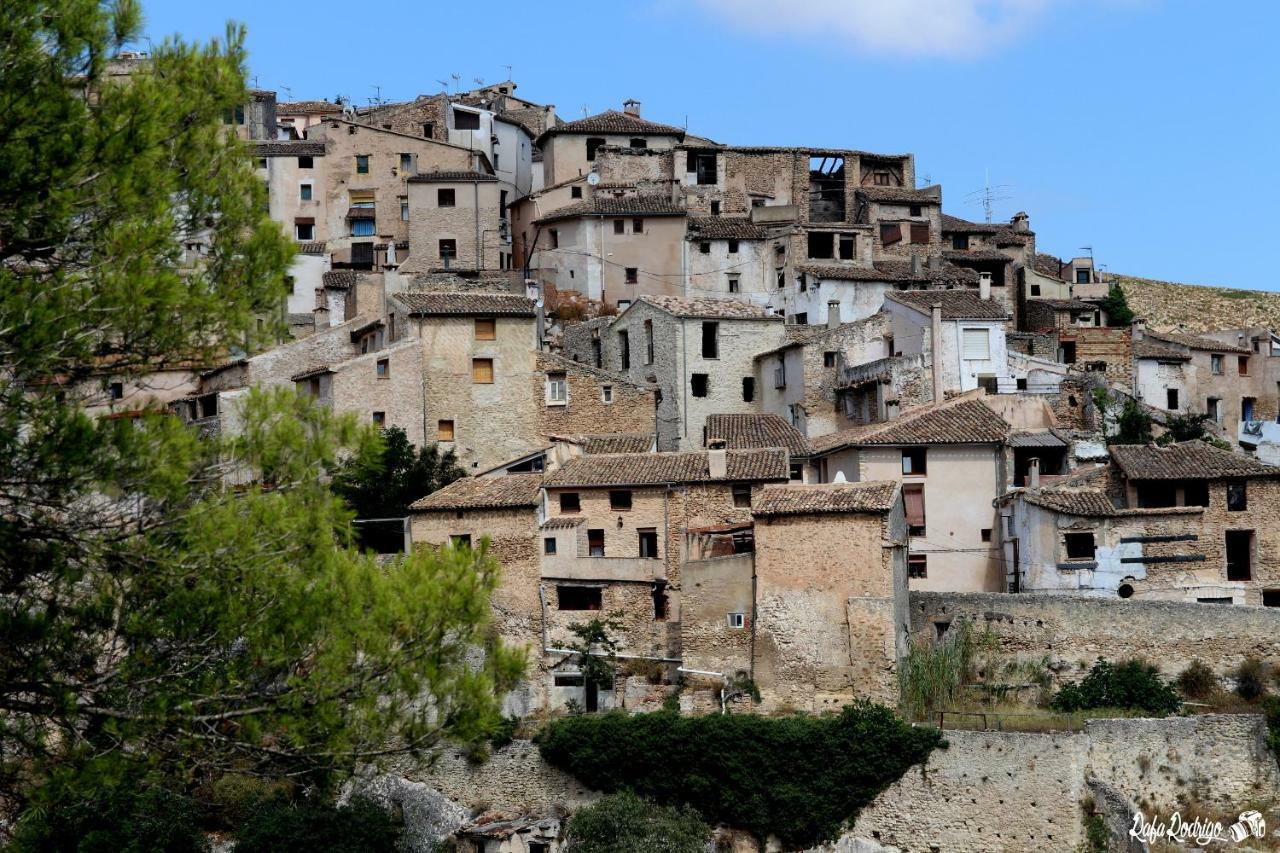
[{"x1": 534, "y1": 353, "x2": 655, "y2": 439}]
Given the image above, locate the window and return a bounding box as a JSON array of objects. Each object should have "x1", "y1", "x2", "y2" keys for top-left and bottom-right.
[
  {"x1": 471, "y1": 358, "x2": 494, "y2": 384},
  {"x1": 223, "y1": 105, "x2": 245, "y2": 125},
  {"x1": 633, "y1": 219, "x2": 644, "y2": 234},
  {"x1": 807, "y1": 232, "x2": 834, "y2": 259},
  {"x1": 908, "y1": 554, "x2": 928, "y2": 578},
  {"x1": 300, "y1": 183, "x2": 312, "y2": 201},
  {"x1": 376, "y1": 358, "x2": 389, "y2": 378},
  {"x1": 546, "y1": 372, "x2": 567, "y2": 404},
  {"x1": 553, "y1": 674, "x2": 584, "y2": 687},
  {"x1": 1239, "y1": 356, "x2": 1250, "y2": 376},
  {"x1": 639, "y1": 528, "x2": 659, "y2": 558},
  {"x1": 587, "y1": 529, "x2": 605, "y2": 557},
  {"x1": 1226, "y1": 530, "x2": 1253, "y2": 581},
  {"x1": 773, "y1": 362, "x2": 786, "y2": 389},
  {"x1": 1166, "y1": 388, "x2": 1179, "y2": 410},
  {"x1": 951, "y1": 234, "x2": 969, "y2": 250},
  {"x1": 585, "y1": 137, "x2": 605, "y2": 161},
  {"x1": 108, "y1": 381, "x2": 124, "y2": 400},
  {"x1": 688, "y1": 151, "x2": 717, "y2": 185},
  {"x1": 732, "y1": 484, "x2": 752, "y2": 508},
  {"x1": 793, "y1": 312, "x2": 807, "y2": 324},
  {"x1": 398, "y1": 153, "x2": 413, "y2": 173},
  {"x1": 1208, "y1": 397, "x2": 1222, "y2": 423},
  {"x1": 614, "y1": 219, "x2": 625, "y2": 235},
  {"x1": 557, "y1": 585, "x2": 601, "y2": 610},
  {"x1": 295, "y1": 222, "x2": 314, "y2": 241},
  {"x1": 977, "y1": 374, "x2": 998, "y2": 394},
  {"x1": 1227, "y1": 481, "x2": 1248, "y2": 511},
  {"x1": 1076, "y1": 268, "x2": 1091, "y2": 284},
  {"x1": 1243, "y1": 397, "x2": 1256, "y2": 421},
  {"x1": 728, "y1": 239, "x2": 739, "y2": 254},
  {"x1": 400, "y1": 197, "x2": 409, "y2": 221},
  {"x1": 625, "y1": 267, "x2": 638, "y2": 284},
  {"x1": 728, "y1": 277, "x2": 740, "y2": 294},
  {"x1": 422, "y1": 122, "x2": 434, "y2": 138},
  {"x1": 437, "y1": 188, "x2": 455, "y2": 207},
  {"x1": 1264, "y1": 590, "x2": 1280, "y2": 608},
  {"x1": 619, "y1": 330, "x2": 630, "y2": 369},
  {"x1": 601, "y1": 385, "x2": 613, "y2": 403},
  {"x1": 351, "y1": 217, "x2": 376, "y2": 237},
  {"x1": 610, "y1": 490, "x2": 632, "y2": 511},
  {"x1": 961, "y1": 328, "x2": 991, "y2": 360},
  {"x1": 559, "y1": 492, "x2": 580, "y2": 513},
  {"x1": 873, "y1": 171, "x2": 891, "y2": 186},
  {"x1": 903, "y1": 484, "x2": 925, "y2": 536},
  {"x1": 571, "y1": 185, "x2": 582, "y2": 199},
  {"x1": 1064, "y1": 532, "x2": 1096, "y2": 560},
  {"x1": 451, "y1": 534, "x2": 471, "y2": 548},
  {"x1": 1030, "y1": 284, "x2": 1041, "y2": 296},
  {"x1": 981, "y1": 528, "x2": 992, "y2": 542},
  {"x1": 437, "y1": 419, "x2": 455, "y2": 441},
  {"x1": 700, "y1": 242, "x2": 711, "y2": 254},
  {"x1": 549, "y1": 229, "x2": 559, "y2": 249},
  {"x1": 474, "y1": 318, "x2": 496, "y2": 340},
  {"x1": 1184, "y1": 481, "x2": 1210, "y2": 506},
  {"x1": 355, "y1": 155, "x2": 369, "y2": 174},
  {"x1": 298, "y1": 156, "x2": 313, "y2": 169},
  {"x1": 901, "y1": 448, "x2": 927, "y2": 476},
  {"x1": 909, "y1": 223, "x2": 930, "y2": 244},
  {"x1": 742, "y1": 377, "x2": 755, "y2": 403},
  {"x1": 839, "y1": 234, "x2": 855, "y2": 260},
  {"x1": 439, "y1": 239, "x2": 457, "y2": 260},
  {"x1": 690, "y1": 373, "x2": 709, "y2": 397},
  {"x1": 711, "y1": 201, "x2": 721, "y2": 215},
  {"x1": 726, "y1": 612, "x2": 745, "y2": 629},
  {"x1": 880, "y1": 222, "x2": 902, "y2": 246},
  {"x1": 701, "y1": 322, "x2": 719, "y2": 359},
  {"x1": 544, "y1": 537, "x2": 557, "y2": 555},
  {"x1": 453, "y1": 110, "x2": 481, "y2": 130},
  {"x1": 824, "y1": 351, "x2": 838, "y2": 368},
  {"x1": 1211, "y1": 354, "x2": 1224, "y2": 374},
  {"x1": 372, "y1": 411, "x2": 386, "y2": 426},
  {"x1": 909, "y1": 204, "x2": 923, "y2": 217},
  {"x1": 1016, "y1": 378, "x2": 1028, "y2": 390},
  {"x1": 644, "y1": 319, "x2": 654, "y2": 364},
  {"x1": 1061, "y1": 341, "x2": 1077, "y2": 364}
]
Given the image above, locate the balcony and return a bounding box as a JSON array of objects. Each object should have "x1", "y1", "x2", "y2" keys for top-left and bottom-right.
[{"x1": 540, "y1": 553, "x2": 664, "y2": 583}]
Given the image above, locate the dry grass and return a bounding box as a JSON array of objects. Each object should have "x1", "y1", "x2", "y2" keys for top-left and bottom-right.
[{"x1": 1113, "y1": 274, "x2": 1280, "y2": 334}]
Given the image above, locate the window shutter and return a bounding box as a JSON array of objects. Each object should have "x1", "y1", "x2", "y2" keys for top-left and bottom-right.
[
  {"x1": 880, "y1": 223, "x2": 902, "y2": 246},
  {"x1": 904, "y1": 486, "x2": 925, "y2": 527},
  {"x1": 962, "y1": 328, "x2": 990, "y2": 360}
]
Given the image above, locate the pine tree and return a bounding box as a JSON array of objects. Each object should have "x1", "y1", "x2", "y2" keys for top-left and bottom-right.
[{"x1": 1100, "y1": 282, "x2": 1135, "y2": 327}]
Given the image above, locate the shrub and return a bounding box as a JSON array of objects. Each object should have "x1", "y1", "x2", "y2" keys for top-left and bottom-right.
[
  {"x1": 536, "y1": 700, "x2": 942, "y2": 847},
  {"x1": 899, "y1": 620, "x2": 984, "y2": 720},
  {"x1": 1234, "y1": 657, "x2": 1269, "y2": 702},
  {"x1": 564, "y1": 791, "x2": 708, "y2": 853},
  {"x1": 1050, "y1": 658, "x2": 1182, "y2": 716},
  {"x1": 233, "y1": 795, "x2": 399, "y2": 853},
  {"x1": 1261, "y1": 696, "x2": 1280, "y2": 762},
  {"x1": 7, "y1": 783, "x2": 207, "y2": 853},
  {"x1": 1176, "y1": 659, "x2": 1217, "y2": 700}
]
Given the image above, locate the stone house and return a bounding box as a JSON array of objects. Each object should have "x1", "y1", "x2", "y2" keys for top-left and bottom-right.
[
  {"x1": 685, "y1": 216, "x2": 775, "y2": 304},
  {"x1": 883, "y1": 288, "x2": 1012, "y2": 396},
  {"x1": 782, "y1": 259, "x2": 979, "y2": 327},
  {"x1": 702, "y1": 413, "x2": 810, "y2": 481},
  {"x1": 275, "y1": 100, "x2": 339, "y2": 139},
  {"x1": 535, "y1": 104, "x2": 685, "y2": 188},
  {"x1": 590, "y1": 296, "x2": 787, "y2": 451},
  {"x1": 1023, "y1": 298, "x2": 1104, "y2": 333},
  {"x1": 809, "y1": 394, "x2": 1011, "y2": 593},
  {"x1": 999, "y1": 441, "x2": 1280, "y2": 604},
  {"x1": 453, "y1": 814, "x2": 561, "y2": 853},
  {"x1": 403, "y1": 171, "x2": 509, "y2": 274}
]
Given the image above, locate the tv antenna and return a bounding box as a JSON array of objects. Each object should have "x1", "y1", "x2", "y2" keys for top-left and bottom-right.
[
  {"x1": 473, "y1": 77, "x2": 485, "y2": 87},
  {"x1": 1079, "y1": 246, "x2": 1095, "y2": 261},
  {"x1": 280, "y1": 85, "x2": 293, "y2": 100},
  {"x1": 369, "y1": 84, "x2": 385, "y2": 106},
  {"x1": 503, "y1": 64, "x2": 513, "y2": 80},
  {"x1": 450, "y1": 73, "x2": 461, "y2": 93},
  {"x1": 916, "y1": 172, "x2": 933, "y2": 188},
  {"x1": 436, "y1": 79, "x2": 450, "y2": 95},
  {"x1": 963, "y1": 169, "x2": 1013, "y2": 222},
  {"x1": 581, "y1": 103, "x2": 590, "y2": 118}
]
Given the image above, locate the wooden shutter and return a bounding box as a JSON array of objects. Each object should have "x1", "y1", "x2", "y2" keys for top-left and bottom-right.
[
  {"x1": 474, "y1": 318, "x2": 496, "y2": 340},
  {"x1": 880, "y1": 223, "x2": 902, "y2": 246},
  {"x1": 903, "y1": 485, "x2": 925, "y2": 528},
  {"x1": 437, "y1": 419, "x2": 455, "y2": 440},
  {"x1": 910, "y1": 223, "x2": 930, "y2": 244},
  {"x1": 472, "y1": 358, "x2": 494, "y2": 384}
]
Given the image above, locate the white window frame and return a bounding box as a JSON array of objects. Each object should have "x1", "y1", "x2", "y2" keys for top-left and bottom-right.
[
  {"x1": 546, "y1": 373, "x2": 568, "y2": 406},
  {"x1": 601, "y1": 385, "x2": 613, "y2": 403},
  {"x1": 299, "y1": 182, "x2": 313, "y2": 201},
  {"x1": 726, "y1": 612, "x2": 745, "y2": 629},
  {"x1": 961, "y1": 327, "x2": 991, "y2": 361}
]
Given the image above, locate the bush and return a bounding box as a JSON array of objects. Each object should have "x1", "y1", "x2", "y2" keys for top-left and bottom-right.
[
  {"x1": 536, "y1": 700, "x2": 942, "y2": 848},
  {"x1": 233, "y1": 795, "x2": 399, "y2": 853},
  {"x1": 1261, "y1": 696, "x2": 1280, "y2": 762},
  {"x1": 1234, "y1": 657, "x2": 1269, "y2": 701},
  {"x1": 1176, "y1": 659, "x2": 1218, "y2": 700},
  {"x1": 7, "y1": 783, "x2": 207, "y2": 853},
  {"x1": 1050, "y1": 658, "x2": 1182, "y2": 716},
  {"x1": 564, "y1": 791, "x2": 708, "y2": 853},
  {"x1": 205, "y1": 774, "x2": 295, "y2": 830}
]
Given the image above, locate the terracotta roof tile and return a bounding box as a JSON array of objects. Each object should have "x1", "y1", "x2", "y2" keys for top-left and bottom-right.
[
  {"x1": 753, "y1": 481, "x2": 899, "y2": 516},
  {"x1": 856, "y1": 186, "x2": 942, "y2": 205},
  {"x1": 1109, "y1": 441, "x2": 1280, "y2": 480},
  {"x1": 1032, "y1": 253, "x2": 1067, "y2": 280},
  {"x1": 276, "y1": 100, "x2": 341, "y2": 114},
  {"x1": 1022, "y1": 488, "x2": 1119, "y2": 517},
  {"x1": 1147, "y1": 332, "x2": 1252, "y2": 354},
  {"x1": 944, "y1": 249, "x2": 1012, "y2": 263},
  {"x1": 253, "y1": 141, "x2": 326, "y2": 157},
  {"x1": 409, "y1": 473, "x2": 543, "y2": 511},
  {"x1": 886, "y1": 289, "x2": 1008, "y2": 319},
  {"x1": 635, "y1": 295, "x2": 780, "y2": 320},
  {"x1": 544, "y1": 449, "x2": 789, "y2": 487},
  {"x1": 580, "y1": 433, "x2": 655, "y2": 454},
  {"x1": 704, "y1": 414, "x2": 811, "y2": 457},
  {"x1": 537, "y1": 110, "x2": 685, "y2": 143},
  {"x1": 407, "y1": 170, "x2": 499, "y2": 183},
  {"x1": 1133, "y1": 338, "x2": 1191, "y2": 361},
  {"x1": 940, "y1": 214, "x2": 1003, "y2": 234},
  {"x1": 874, "y1": 260, "x2": 981, "y2": 285},
  {"x1": 394, "y1": 292, "x2": 536, "y2": 317},
  {"x1": 297, "y1": 241, "x2": 328, "y2": 255},
  {"x1": 534, "y1": 196, "x2": 686, "y2": 224},
  {"x1": 811, "y1": 398, "x2": 1009, "y2": 453},
  {"x1": 687, "y1": 217, "x2": 769, "y2": 240},
  {"x1": 322, "y1": 270, "x2": 357, "y2": 290}
]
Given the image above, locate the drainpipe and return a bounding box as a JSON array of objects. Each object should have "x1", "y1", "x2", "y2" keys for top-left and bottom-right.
[
  {"x1": 931, "y1": 304, "x2": 945, "y2": 402},
  {"x1": 474, "y1": 181, "x2": 481, "y2": 271}
]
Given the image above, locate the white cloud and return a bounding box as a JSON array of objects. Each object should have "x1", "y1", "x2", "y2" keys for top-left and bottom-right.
[{"x1": 690, "y1": 0, "x2": 1059, "y2": 59}]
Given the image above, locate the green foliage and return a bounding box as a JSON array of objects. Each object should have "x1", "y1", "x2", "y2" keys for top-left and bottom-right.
[
  {"x1": 206, "y1": 774, "x2": 295, "y2": 830},
  {"x1": 564, "y1": 791, "x2": 709, "y2": 853},
  {"x1": 1234, "y1": 657, "x2": 1269, "y2": 702},
  {"x1": 1176, "y1": 659, "x2": 1218, "y2": 700},
  {"x1": 1260, "y1": 696, "x2": 1280, "y2": 764},
  {"x1": 1158, "y1": 412, "x2": 1229, "y2": 449},
  {"x1": 5, "y1": 780, "x2": 208, "y2": 853},
  {"x1": 232, "y1": 796, "x2": 400, "y2": 853},
  {"x1": 567, "y1": 616, "x2": 624, "y2": 697},
  {"x1": 537, "y1": 701, "x2": 943, "y2": 848},
  {"x1": 899, "y1": 620, "x2": 986, "y2": 720},
  {"x1": 331, "y1": 425, "x2": 465, "y2": 520},
  {"x1": 1100, "y1": 283, "x2": 1135, "y2": 327},
  {"x1": 1050, "y1": 659, "x2": 1182, "y2": 716},
  {"x1": 1093, "y1": 389, "x2": 1155, "y2": 446}
]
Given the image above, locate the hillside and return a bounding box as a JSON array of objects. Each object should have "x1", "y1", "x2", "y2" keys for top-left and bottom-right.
[{"x1": 1110, "y1": 274, "x2": 1280, "y2": 333}]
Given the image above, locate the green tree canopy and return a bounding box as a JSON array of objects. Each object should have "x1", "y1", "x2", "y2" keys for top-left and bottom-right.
[
  {"x1": 1100, "y1": 283, "x2": 1135, "y2": 327},
  {"x1": 331, "y1": 426, "x2": 465, "y2": 520},
  {"x1": 0, "y1": 0, "x2": 522, "y2": 815},
  {"x1": 564, "y1": 792, "x2": 709, "y2": 853}
]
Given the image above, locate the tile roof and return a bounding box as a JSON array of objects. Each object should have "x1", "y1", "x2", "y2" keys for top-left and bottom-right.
[
  {"x1": 1031, "y1": 298, "x2": 1096, "y2": 311},
  {"x1": 705, "y1": 413, "x2": 812, "y2": 457},
  {"x1": 581, "y1": 433, "x2": 656, "y2": 454},
  {"x1": 811, "y1": 398, "x2": 1010, "y2": 453},
  {"x1": 686, "y1": 217, "x2": 770, "y2": 240},
  {"x1": 1022, "y1": 488, "x2": 1120, "y2": 517},
  {"x1": 1133, "y1": 338, "x2": 1191, "y2": 361},
  {"x1": 886, "y1": 289, "x2": 1009, "y2": 319},
  {"x1": 322, "y1": 270, "x2": 357, "y2": 290},
  {"x1": 796, "y1": 261, "x2": 979, "y2": 286},
  {"x1": 1147, "y1": 331, "x2": 1252, "y2": 354},
  {"x1": 940, "y1": 214, "x2": 1003, "y2": 234},
  {"x1": 544, "y1": 449, "x2": 789, "y2": 487},
  {"x1": 533, "y1": 196, "x2": 686, "y2": 224},
  {"x1": 537, "y1": 110, "x2": 685, "y2": 143},
  {"x1": 1109, "y1": 441, "x2": 1280, "y2": 481},
  {"x1": 407, "y1": 170, "x2": 499, "y2": 183},
  {"x1": 409, "y1": 473, "x2": 543, "y2": 511},
  {"x1": 276, "y1": 100, "x2": 341, "y2": 114},
  {"x1": 1006, "y1": 430, "x2": 1069, "y2": 448},
  {"x1": 394, "y1": 291, "x2": 537, "y2": 317},
  {"x1": 944, "y1": 249, "x2": 1013, "y2": 263},
  {"x1": 753, "y1": 481, "x2": 899, "y2": 516},
  {"x1": 1032, "y1": 253, "x2": 1067, "y2": 280},
  {"x1": 252, "y1": 141, "x2": 326, "y2": 157},
  {"x1": 289, "y1": 365, "x2": 332, "y2": 382},
  {"x1": 856, "y1": 186, "x2": 942, "y2": 205},
  {"x1": 635, "y1": 295, "x2": 780, "y2": 320},
  {"x1": 297, "y1": 241, "x2": 328, "y2": 255}
]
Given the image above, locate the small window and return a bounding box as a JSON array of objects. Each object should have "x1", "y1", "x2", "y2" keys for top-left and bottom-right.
[
  {"x1": 399, "y1": 153, "x2": 413, "y2": 173},
  {"x1": 873, "y1": 171, "x2": 890, "y2": 186},
  {"x1": 437, "y1": 188, "x2": 455, "y2": 207},
  {"x1": 1239, "y1": 356, "x2": 1250, "y2": 376},
  {"x1": 550, "y1": 229, "x2": 559, "y2": 249},
  {"x1": 619, "y1": 330, "x2": 630, "y2": 369},
  {"x1": 1211, "y1": 354, "x2": 1224, "y2": 374},
  {"x1": 1263, "y1": 590, "x2": 1280, "y2": 607},
  {"x1": 644, "y1": 319, "x2": 654, "y2": 364},
  {"x1": 909, "y1": 223, "x2": 930, "y2": 244},
  {"x1": 951, "y1": 234, "x2": 969, "y2": 250},
  {"x1": 742, "y1": 377, "x2": 755, "y2": 403},
  {"x1": 475, "y1": 318, "x2": 496, "y2": 340},
  {"x1": 701, "y1": 322, "x2": 719, "y2": 359},
  {"x1": 839, "y1": 234, "x2": 855, "y2": 260},
  {"x1": 633, "y1": 219, "x2": 644, "y2": 234},
  {"x1": 376, "y1": 358, "x2": 389, "y2": 378},
  {"x1": 544, "y1": 537, "x2": 557, "y2": 555},
  {"x1": 691, "y1": 373, "x2": 709, "y2": 397},
  {"x1": 300, "y1": 183, "x2": 313, "y2": 201},
  {"x1": 355, "y1": 155, "x2": 369, "y2": 174},
  {"x1": 422, "y1": 122, "x2": 434, "y2": 138},
  {"x1": 732, "y1": 484, "x2": 752, "y2": 508},
  {"x1": 571, "y1": 185, "x2": 582, "y2": 199},
  {"x1": 710, "y1": 201, "x2": 721, "y2": 215},
  {"x1": 453, "y1": 110, "x2": 481, "y2": 130},
  {"x1": 614, "y1": 219, "x2": 625, "y2": 235},
  {"x1": 807, "y1": 232, "x2": 834, "y2": 259},
  {"x1": 400, "y1": 198, "x2": 409, "y2": 221},
  {"x1": 909, "y1": 204, "x2": 923, "y2": 217},
  {"x1": 437, "y1": 419, "x2": 455, "y2": 441},
  {"x1": 297, "y1": 155, "x2": 313, "y2": 169},
  {"x1": 439, "y1": 239, "x2": 457, "y2": 260},
  {"x1": 559, "y1": 492, "x2": 581, "y2": 513},
  {"x1": 823, "y1": 351, "x2": 838, "y2": 368},
  {"x1": 1227, "y1": 481, "x2": 1248, "y2": 511},
  {"x1": 1076, "y1": 268, "x2": 1091, "y2": 284},
  {"x1": 585, "y1": 137, "x2": 605, "y2": 161},
  {"x1": 901, "y1": 448, "x2": 927, "y2": 476},
  {"x1": 728, "y1": 239, "x2": 739, "y2": 254},
  {"x1": 1030, "y1": 284, "x2": 1041, "y2": 296},
  {"x1": 553, "y1": 674, "x2": 585, "y2": 687},
  {"x1": 471, "y1": 358, "x2": 494, "y2": 384},
  {"x1": 372, "y1": 411, "x2": 386, "y2": 426},
  {"x1": 295, "y1": 223, "x2": 314, "y2": 241},
  {"x1": 908, "y1": 554, "x2": 927, "y2": 578},
  {"x1": 880, "y1": 222, "x2": 902, "y2": 246},
  {"x1": 1185, "y1": 481, "x2": 1210, "y2": 506},
  {"x1": 726, "y1": 612, "x2": 745, "y2": 629},
  {"x1": 587, "y1": 529, "x2": 605, "y2": 557},
  {"x1": 1064, "y1": 532, "x2": 1096, "y2": 560},
  {"x1": 609, "y1": 490, "x2": 632, "y2": 511},
  {"x1": 639, "y1": 529, "x2": 659, "y2": 558},
  {"x1": 980, "y1": 528, "x2": 992, "y2": 543},
  {"x1": 625, "y1": 267, "x2": 638, "y2": 284},
  {"x1": 1166, "y1": 388, "x2": 1179, "y2": 410},
  {"x1": 557, "y1": 585, "x2": 602, "y2": 611},
  {"x1": 546, "y1": 372, "x2": 567, "y2": 405},
  {"x1": 700, "y1": 242, "x2": 711, "y2": 254},
  {"x1": 728, "y1": 277, "x2": 740, "y2": 294},
  {"x1": 601, "y1": 385, "x2": 613, "y2": 403},
  {"x1": 962, "y1": 328, "x2": 991, "y2": 360},
  {"x1": 108, "y1": 381, "x2": 124, "y2": 400},
  {"x1": 451, "y1": 534, "x2": 471, "y2": 548}
]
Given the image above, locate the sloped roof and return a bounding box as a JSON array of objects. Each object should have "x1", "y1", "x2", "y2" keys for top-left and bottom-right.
[
  {"x1": 705, "y1": 413, "x2": 812, "y2": 457},
  {"x1": 1109, "y1": 441, "x2": 1280, "y2": 480},
  {"x1": 409, "y1": 474, "x2": 543, "y2": 511},
  {"x1": 394, "y1": 292, "x2": 536, "y2": 317},
  {"x1": 687, "y1": 217, "x2": 769, "y2": 240},
  {"x1": 856, "y1": 186, "x2": 941, "y2": 204},
  {"x1": 580, "y1": 433, "x2": 656, "y2": 454},
  {"x1": 811, "y1": 398, "x2": 1010, "y2": 453},
  {"x1": 886, "y1": 289, "x2": 1009, "y2": 320},
  {"x1": 1021, "y1": 489, "x2": 1120, "y2": 517},
  {"x1": 1147, "y1": 331, "x2": 1252, "y2": 354},
  {"x1": 1133, "y1": 338, "x2": 1191, "y2": 361},
  {"x1": 753, "y1": 481, "x2": 899, "y2": 516},
  {"x1": 1032, "y1": 253, "x2": 1068, "y2": 280},
  {"x1": 944, "y1": 249, "x2": 1013, "y2": 263},
  {"x1": 253, "y1": 141, "x2": 326, "y2": 157},
  {"x1": 276, "y1": 100, "x2": 342, "y2": 114},
  {"x1": 322, "y1": 269, "x2": 356, "y2": 290},
  {"x1": 544, "y1": 449, "x2": 789, "y2": 487},
  {"x1": 536, "y1": 110, "x2": 685, "y2": 144},
  {"x1": 636, "y1": 295, "x2": 779, "y2": 320},
  {"x1": 796, "y1": 261, "x2": 979, "y2": 286},
  {"x1": 534, "y1": 196, "x2": 686, "y2": 224},
  {"x1": 940, "y1": 214, "x2": 1003, "y2": 234},
  {"x1": 407, "y1": 170, "x2": 498, "y2": 183}
]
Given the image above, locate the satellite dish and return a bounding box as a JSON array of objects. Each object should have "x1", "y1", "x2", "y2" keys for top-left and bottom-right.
[{"x1": 586, "y1": 173, "x2": 600, "y2": 186}]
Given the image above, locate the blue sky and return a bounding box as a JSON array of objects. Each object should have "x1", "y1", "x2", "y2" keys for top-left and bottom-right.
[{"x1": 140, "y1": 0, "x2": 1277, "y2": 290}]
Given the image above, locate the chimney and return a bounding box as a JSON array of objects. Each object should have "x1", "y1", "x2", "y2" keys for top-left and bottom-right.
[
  {"x1": 1028, "y1": 457, "x2": 1041, "y2": 490},
  {"x1": 827, "y1": 300, "x2": 841, "y2": 329},
  {"x1": 1011, "y1": 211, "x2": 1030, "y2": 234},
  {"x1": 708, "y1": 445, "x2": 728, "y2": 479},
  {"x1": 910, "y1": 255, "x2": 924, "y2": 277},
  {"x1": 928, "y1": 254, "x2": 943, "y2": 271},
  {"x1": 886, "y1": 400, "x2": 901, "y2": 421},
  {"x1": 623, "y1": 99, "x2": 641, "y2": 116},
  {"x1": 930, "y1": 303, "x2": 946, "y2": 403},
  {"x1": 979, "y1": 272, "x2": 992, "y2": 301},
  {"x1": 313, "y1": 305, "x2": 330, "y2": 331}
]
